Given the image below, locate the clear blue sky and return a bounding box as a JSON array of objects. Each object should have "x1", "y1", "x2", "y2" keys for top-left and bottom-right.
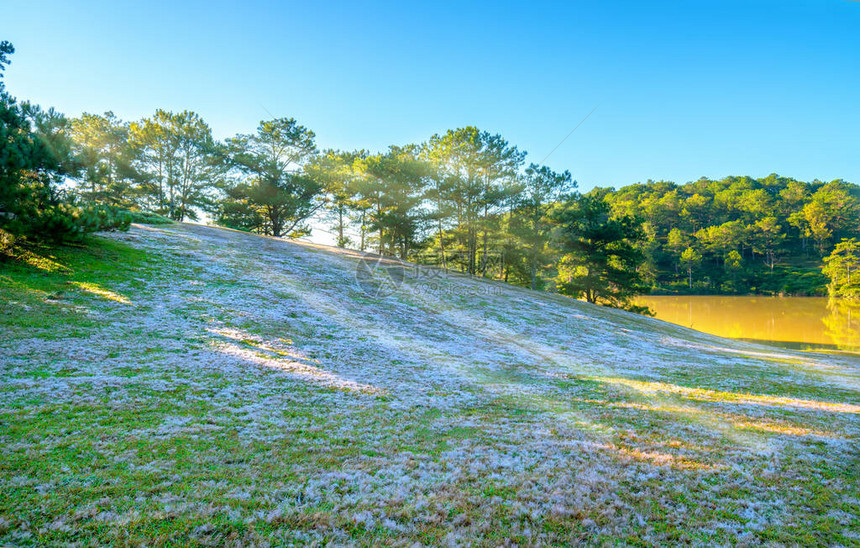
[{"x1": 3, "y1": 0, "x2": 859, "y2": 191}]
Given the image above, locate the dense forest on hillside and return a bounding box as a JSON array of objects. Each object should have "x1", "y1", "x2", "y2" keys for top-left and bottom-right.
[
  {"x1": 597, "y1": 176, "x2": 860, "y2": 295},
  {"x1": 4, "y1": 39, "x2": 859, "y2": 307}
]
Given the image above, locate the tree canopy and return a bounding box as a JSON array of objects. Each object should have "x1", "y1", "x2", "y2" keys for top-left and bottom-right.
[
  {"x1": 4, "y1": 38, "x2": 858, "y2": 310},
  {"x1": 552, "y1": 195, "x2": 649, "y2": 310},
  {"x1": 219, "y1": 118, "x2": 321, "y2": 238}
]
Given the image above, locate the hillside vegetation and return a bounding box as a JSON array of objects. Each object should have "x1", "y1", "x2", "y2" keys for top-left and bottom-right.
[
  {"x1": 5, "y1": 40, "x2": 857, "y2": 307},
  {"x1": 599, "y1": 174, "x2": 860, "y2": 295},
  {"x1": 1, "y1": 223, "x2": 859, "y2": 545}
]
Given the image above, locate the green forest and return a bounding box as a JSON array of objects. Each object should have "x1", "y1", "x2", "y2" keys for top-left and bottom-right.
[
  {"x1": 3, "y1": 40, "x2": 859, "y2": 310},
  {"x1": 599, "y1": 176, "x2": 860, "y2": 296}
]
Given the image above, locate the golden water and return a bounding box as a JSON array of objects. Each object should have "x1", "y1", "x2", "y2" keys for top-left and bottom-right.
[{"x1": 636, "y1": 296, "x2": 860, "y2": 352}]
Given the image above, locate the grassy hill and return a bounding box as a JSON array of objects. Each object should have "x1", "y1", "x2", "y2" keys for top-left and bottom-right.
[{"x1": 1, "y1": 223, "x2": 859, "y2": 545}]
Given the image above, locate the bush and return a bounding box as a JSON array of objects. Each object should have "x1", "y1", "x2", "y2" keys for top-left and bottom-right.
[
  {"x1": 128, "y1": 210, "x2": 174, "y2": 225},
  {"x1": 0, "y1": 227, "x2": 14, "y2": 253},
  {"x1": 0, "y1": 201, "x2": 132, "y2": 243},
  {"x1": 78, "y1": 204, "x2": 133, "y2": 235}
]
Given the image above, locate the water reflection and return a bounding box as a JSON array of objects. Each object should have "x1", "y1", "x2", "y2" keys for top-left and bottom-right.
[
  {"x1": 635, "y1": 296, "x2": 860, "y2": 352},
  {"x1": 822, "y1": 299, "x2": 860, "y2": 352}
]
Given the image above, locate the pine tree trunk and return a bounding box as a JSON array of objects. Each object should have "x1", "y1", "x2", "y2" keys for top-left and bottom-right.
[
  {"x1": 359, "y1": 211, "x2": 366, "y2": 251},
  {"x1": 338, "y1": 206, "x2": 345, "y2": 247},
  {"x1": 438, "y1": 218, "x2": 447, "y2": 271},
  {"x1": 481, "y1": 229, "x2": 488, "y2": 277}
]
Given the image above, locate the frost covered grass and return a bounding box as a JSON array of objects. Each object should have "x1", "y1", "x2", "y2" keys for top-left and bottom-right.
[{"x1": 1, "y1": 223, "x2": 859, "y2": 545}]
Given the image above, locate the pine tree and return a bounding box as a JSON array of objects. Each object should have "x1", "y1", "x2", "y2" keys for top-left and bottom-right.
[
  {"x1": 552, "y1": 194, "x2": 650, "y2": 312},
  {"x1": 823, "y1": 238, "x2": 860, "y2": 299}
]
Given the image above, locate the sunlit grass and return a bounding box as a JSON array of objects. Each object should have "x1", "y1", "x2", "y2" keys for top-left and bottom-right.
[
  {"x1": 572, "y1": 397, "x2": 843, "y2": 438},
  {"x1": 0, "y1": 237, "x2": 148, "y2": 334},
  {"x1": 597, "y1": 376, "x2": 860, "y2": 413},
  {"x1": 69, "y1": 281, "x2": 132, "y2": 305},
  {"x1": 207, "y1": 327, "x2": 384, "y2": 395},
  {"x1": 728, "y1": 417, "x2": 839, "y2": 438},
  {"x1": 600, "y1": 442, "x2": 726, "y2": 471},
  {"x1": 23, "y1": 250, "x2": 69, "y2": 273}
]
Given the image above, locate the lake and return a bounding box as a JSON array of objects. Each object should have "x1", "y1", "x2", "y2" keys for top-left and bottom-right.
[{"x1": 635, "y1": 295, "x2": 860, "y2": 352}]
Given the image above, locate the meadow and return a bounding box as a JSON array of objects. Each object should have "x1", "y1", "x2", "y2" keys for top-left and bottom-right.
[{"x1": 1, "y1": 223, "x2": 858, "y2": 545}]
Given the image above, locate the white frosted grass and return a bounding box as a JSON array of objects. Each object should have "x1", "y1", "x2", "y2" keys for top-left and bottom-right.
[
  {"x1": 209, "y1": 328, "x2": 383, "y2": 395},
  {"x1": 1, "y1": 222, "x2": 858, "y2": 544}
]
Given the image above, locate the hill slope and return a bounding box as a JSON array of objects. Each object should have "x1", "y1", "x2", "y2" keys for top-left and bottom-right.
[{"x1": 2, "y1": 223, "x2": 859, "y2": 545}]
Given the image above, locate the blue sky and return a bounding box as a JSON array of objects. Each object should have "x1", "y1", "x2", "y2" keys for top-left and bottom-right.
[{"x1": 3, "y1": 0, "x2": 859, "y2": 191}]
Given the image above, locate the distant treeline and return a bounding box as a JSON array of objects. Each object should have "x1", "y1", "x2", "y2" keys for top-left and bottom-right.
[
  {"x1": 597, "y1": 175, "x2": 860, "y2": 295},
  {"x1": 3, "y1": 39, "x2": 854, "y2": 309}
]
